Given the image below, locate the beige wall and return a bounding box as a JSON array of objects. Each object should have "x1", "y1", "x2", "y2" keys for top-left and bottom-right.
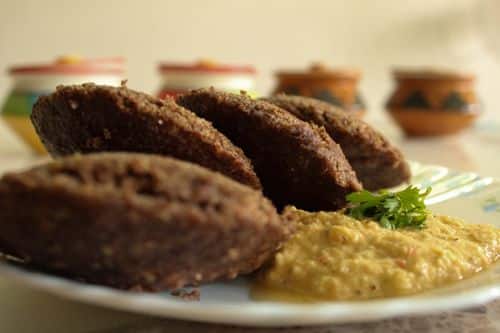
[{"x1": 1, "y1": 0, "x2": 499, "y2": 152}]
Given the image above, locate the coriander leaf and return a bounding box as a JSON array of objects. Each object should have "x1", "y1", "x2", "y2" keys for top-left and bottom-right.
[
  {"x1": 345, "y1": 186, "x2": 431, "y2": 229},
  {"x1": 345, "y1": 190, "x2": 377, "y2": 203}
]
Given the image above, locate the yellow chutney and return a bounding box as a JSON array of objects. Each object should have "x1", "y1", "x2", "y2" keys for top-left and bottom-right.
[{"x1": 253, "y1": 207, "x2": 500, "y2": 301}]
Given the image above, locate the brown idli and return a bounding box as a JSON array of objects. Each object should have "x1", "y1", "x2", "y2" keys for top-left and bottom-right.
[
  {"x1": 177, "y1": 88, "x2": 362, "y2": 211},
  {"x1": 263, "y1": 94, "x2": 411, "y2": 190},
  {"x1": 0, "y1": 153, "x2": 286, "y2": 291},
  {"x1": 31, "y1": 83, "x2": 261, "y2": 189}
]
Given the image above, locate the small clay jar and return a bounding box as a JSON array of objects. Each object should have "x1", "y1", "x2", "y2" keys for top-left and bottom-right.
[
  {"x1": 386, "y1": 69, "x2": 481, "y2": 136},
  {"x1": 157, "y1": 60, "x2": 257, "y2": 98},
  {"x1": 1, "y1": 56, "x2": 125, "y2": 154},
  {"x1": 273, "y1": 63, "x2": 365, "y2": 117}
]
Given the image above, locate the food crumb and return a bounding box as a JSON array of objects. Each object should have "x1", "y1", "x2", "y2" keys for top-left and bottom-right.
[
  {"x1": 171, "y1": 288, "x2": 200, "y2": 301},
  {"x1": 69, "y1": 99, "x2": 79, "y2": 110},
  {"x1": 129, "y1": 285, "x2": 145, "y2": 292},
  {"x1": 103, "y1": 128, "x2": 111, "y2": 140}
]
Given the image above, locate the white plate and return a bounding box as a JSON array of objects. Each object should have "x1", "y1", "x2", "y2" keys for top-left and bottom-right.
[{"x1": 1, "y1": 162, "x2": 499, "y2": 327}]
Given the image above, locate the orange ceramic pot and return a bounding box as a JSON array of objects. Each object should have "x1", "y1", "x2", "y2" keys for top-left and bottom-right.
[
  {"x1": 273, "y1": 63, "x2": 365, "y2": 117},
  {"x1": 386, "y1": 69, "x2": 481, "y2": 136}
]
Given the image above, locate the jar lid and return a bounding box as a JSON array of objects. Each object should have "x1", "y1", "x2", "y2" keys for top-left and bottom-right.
[
  {"x1": 158, "y1": 59, "x2": 256, "y2": 75},
  {"x1": 276, "y1": 62, "x2": 361, "y2": 79},
  {"x1": 393, "y1": 68, "x2": 475, "y2": 81},
  {"x1": 9, "y1": 56, "x2": 125, "y2": 75}
]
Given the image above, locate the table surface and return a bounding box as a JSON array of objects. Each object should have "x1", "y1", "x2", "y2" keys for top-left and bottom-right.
[{"x1": 0, "y1": 118, "x2": 499, "y2": 333}]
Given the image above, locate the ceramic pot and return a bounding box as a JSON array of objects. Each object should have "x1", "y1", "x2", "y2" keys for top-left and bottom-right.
[
  {"x1": 273, "y1": 63, "x2": 365, "y2": 117},
  {"x1": 1, "y1": 56, "x2": 125, "y2": 154},
  {"x1": 157, "y1": 60, "x2": 257, "y2": 98},
  {"x1": 386, "y1": 69, "x2": 480, "y2": 136}
]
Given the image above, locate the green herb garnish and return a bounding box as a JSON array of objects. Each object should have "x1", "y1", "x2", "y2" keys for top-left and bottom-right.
[{"x1": 346, "y1": 186, "x2": 431, "y2": 229}]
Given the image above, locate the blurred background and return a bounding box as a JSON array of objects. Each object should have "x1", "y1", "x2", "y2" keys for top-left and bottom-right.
[{"x1": 1, "y1": 0, "x2": 500, "y2": 166}]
